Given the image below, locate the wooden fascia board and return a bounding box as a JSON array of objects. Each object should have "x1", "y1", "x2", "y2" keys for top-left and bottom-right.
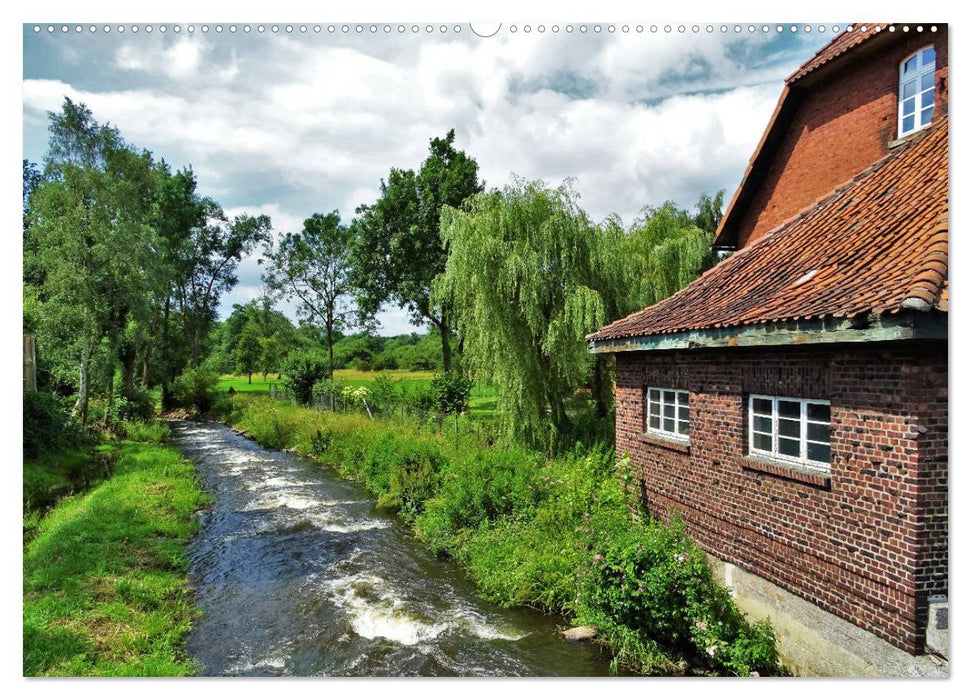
[{"x1": 588, "y1": 313, "x2": 946, "y2": 354}]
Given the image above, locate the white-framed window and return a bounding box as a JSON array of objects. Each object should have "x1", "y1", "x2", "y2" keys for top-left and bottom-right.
[
  {"x1": 749, "y1": 395, "x2": 831, "y2": 471},
  {"x1": 899, "y1": 45, "x2": 936, "y2": 137},
  {"x1": 646, "y1": 388, "x2": 689, "y2": 440}
]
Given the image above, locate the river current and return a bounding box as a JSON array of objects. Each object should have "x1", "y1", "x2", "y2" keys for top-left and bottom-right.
[{"x1": 170, "y1": 420, "x2": 615, "y2": 676}]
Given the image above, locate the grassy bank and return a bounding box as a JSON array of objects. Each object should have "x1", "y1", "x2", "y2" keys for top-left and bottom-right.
[
  {"x1": 23, "y1": 422, "x2": 207, "y2": 676},
  {"x1": 223, "y1": 396, "x2": 784, "y2": 676}
]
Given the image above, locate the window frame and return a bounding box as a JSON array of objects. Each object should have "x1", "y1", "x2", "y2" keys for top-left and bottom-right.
[
  {"x1": 645, "y1": 387, "x2": 690, "y2": 442},
  {"x1": 748, "y1": 394, "x2": 831, "y2": 472},
  {"x1": 898, "y1": 45, "x2": 937, "y2": 138}
]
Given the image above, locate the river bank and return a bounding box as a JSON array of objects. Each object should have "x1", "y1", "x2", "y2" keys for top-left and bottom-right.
[
  {"x1": 174, "y1": 419, "x2": 617, "y2": 676},
  {"x1": 23, "y1": 424, "x2": 206, "y2": 676},
  {"x1": 217, "y1": 395, "x2": 786, "y2": 676}
]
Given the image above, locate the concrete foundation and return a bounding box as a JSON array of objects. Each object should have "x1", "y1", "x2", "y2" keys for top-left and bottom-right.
[{"x1": 708, "y1": 556, "x2": 949, "y2": 677}]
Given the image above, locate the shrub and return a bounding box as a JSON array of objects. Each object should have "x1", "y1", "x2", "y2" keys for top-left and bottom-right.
[
  {"x1": 362, "y1": 435, "x2": 446, "y2": 520},
  {"x1": 430, "y1": 372, "x2": 472, "y2": 415},
  {"x1": 171, "y1": 365, "x2": 219, "y2": 413},
  {"x1": 368, "y1": 374, "x2": 400, "y2": 414},
  {"x1": 283, "y1": 351, "x2": 329, "y2": 405},
  {"x1": 417, "y1": 448, "x2": 546, "y2": 542},
  {"x1": 575, "y1": 513, "x2": 784, "y2": 676},
  {"x1": 109, "y1": 385, "x2": 156, "y2": 423},
  {"x1": 23, "y1": 391, "x2": 87, "y2": 459},
  {"x1": 312, "y1": 377, "x2": 346, "y2": 410}
]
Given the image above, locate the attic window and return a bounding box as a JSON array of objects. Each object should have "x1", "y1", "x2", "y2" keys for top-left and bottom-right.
[{"x1": 898, "y1": 45, "x2": 936, "y2": 137}]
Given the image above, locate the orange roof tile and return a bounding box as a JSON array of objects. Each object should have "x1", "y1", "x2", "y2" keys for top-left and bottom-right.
[
  {"x1": 589, "y1": 119, "x2": 948, "y2": 343},
  {"x1": 786, "y1": 24, "x2": 889, "y2": 84}
]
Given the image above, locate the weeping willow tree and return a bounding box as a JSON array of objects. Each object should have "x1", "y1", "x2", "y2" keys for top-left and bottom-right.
[
  {"x1": 436, "y1": 178, "x2": 607, "y2": 448},
  {"x1": 621, "y1": 193, "x2": 722, "y2": 312},
  {"x1": 438, "y1": 182, "x2": 722, "y2": 449}
]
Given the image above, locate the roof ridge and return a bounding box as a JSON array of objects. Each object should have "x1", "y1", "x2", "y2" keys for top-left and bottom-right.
[{"x1": 786, "y1": 23, "x2": 890, "y2": 84}]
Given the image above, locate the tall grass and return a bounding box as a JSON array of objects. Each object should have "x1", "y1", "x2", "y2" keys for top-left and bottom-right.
[
  {"x1": 223, "y1": 397, "x2": 784, "y2": 676},
  {"x1": 23, "y1": 430, "x2": 207, "y2": 676}
]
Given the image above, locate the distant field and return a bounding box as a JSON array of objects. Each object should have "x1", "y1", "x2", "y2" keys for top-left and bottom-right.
[{"x1": 217, "y1": 370, "x2": 497, "y2": 418}]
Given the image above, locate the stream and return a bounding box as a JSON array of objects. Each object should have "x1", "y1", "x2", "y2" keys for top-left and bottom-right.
[{"x1": 171, "y1": 420, "x2": 616, "y2": 676}]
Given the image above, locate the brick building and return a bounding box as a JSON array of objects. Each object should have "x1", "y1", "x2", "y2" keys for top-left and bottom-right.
[{"x1": 588, "y1": 25, "x2": 948, "y2": 672}]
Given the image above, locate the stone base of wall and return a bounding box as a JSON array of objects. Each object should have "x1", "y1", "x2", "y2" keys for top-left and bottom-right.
[{"x1": 708, "y1": 556, "x2": 948, "y2": 677}]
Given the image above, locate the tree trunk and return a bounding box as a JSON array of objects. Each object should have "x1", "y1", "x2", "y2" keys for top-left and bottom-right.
[
  {"x1": 75, "y1": 340, "x2": 92, "y2": 427},
  {"x1": 438, "y1": 319, "x2": 452, "y2": 373},
  {"x1": 120, "y1": 346, "x2": 137, "y2": 402},
  {"x1": 141, "y1": 310, "x2": 159, "y2": 385},
  {"x1": 104, "y1": 369, "x2": 114, "y2": 426},
  {"x1": 326, "y1": 319, "x2": 335, "y2": 379}
]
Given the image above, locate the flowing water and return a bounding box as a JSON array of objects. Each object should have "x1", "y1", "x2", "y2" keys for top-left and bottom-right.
[{"x1": 171, "y1": 420, "x2": 616, "y2": 677}]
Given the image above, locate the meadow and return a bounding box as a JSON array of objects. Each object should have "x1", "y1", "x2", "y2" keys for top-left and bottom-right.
[{"x1": 216, "y1": 370, "x2": 497, "y2": 418}]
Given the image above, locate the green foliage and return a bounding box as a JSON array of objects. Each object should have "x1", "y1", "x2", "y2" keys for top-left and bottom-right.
[
  {"x1": 367, "y1": 373, "x2": 401, "y2": 414},
  {"x1": 350, "y1": 129, "x2": 483, "y2": 371},
  {"x1": 416, "y1": 448, "x2": 546, "y2": 552},
  {"x1": 311, "y1": 377, "x2": 347, "y2": 409},
  {"x1": 23, "y1": 440, "x2": 205, "y2": 676},
  {"x1": 262, "y1": 211, "x2": 355, "y2": 376},
  {"x1": 430, "y1": 372, "x2": 472, "y2": 415},
  {"x1": 282, "y1": 351, "x2": 329, "y2": 405},
  {"x1": 107, "y1": 383, "x2": 156, "y2": 424},
  {"x1": 575, "y1": 511, "x2": 783, "y2": 676},
  {"x1": 171, "y1": 365, "x2": 219, "y2": 413},
  {"x1": 365, "y1": 436, "x2": 446, "y2": 519},
  {"x1": 437, "y1": 178, "x2": 607, "y2": 448},
  {"x1": 23, "y1": 391, "x2": 89, "y2": 460},
  {"x1": 235, "y1": 321, "x2": 263, "y2": 381},
  {"x1": 118, "y1": 419, "x2": 171, "y2": 443}
]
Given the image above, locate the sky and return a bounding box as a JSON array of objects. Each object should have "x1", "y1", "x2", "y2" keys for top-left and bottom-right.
[{"x1": 22, "y1": 21, "x2": 832, "y2": 335}]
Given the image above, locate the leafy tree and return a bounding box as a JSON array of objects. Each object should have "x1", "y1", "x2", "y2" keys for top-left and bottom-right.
[
  {"x1": 235, "y1": 321, "x2": 262, "y2": 384},
  {"x1": 28, "y1": 99, "x2": 157, "y2": 425},
  {"x1": 144, "y1": 164, "x2": 271, "y2": 406},
  {"x1": 263, "y1": 211, "x2": 355, "y2": 378},
  {"x1": 282, "y1": 351, "x2": 329, "y2": 405},
  {"x1": 436, "y1": 178, "x2": 606, "y2": 448},
  {"x1": 258, "y1": 335, "x2": 283, "y2": 380},
  {"x1": 351, "y1": 129, "x2": 482, "y2": 371}
]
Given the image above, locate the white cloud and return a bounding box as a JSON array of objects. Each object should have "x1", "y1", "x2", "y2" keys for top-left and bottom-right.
[
  {"x1": 115, "y1": 36, "x2": 210, "y2": 80},
  {"x1": 24, "y1": 28, "x2": 821, "y2": 329}
]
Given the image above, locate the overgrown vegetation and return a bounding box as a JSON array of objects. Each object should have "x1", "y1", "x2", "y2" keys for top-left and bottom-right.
[
  {"x1": 225, "y1": 397, "x2": 784, "y2": 676},
  {"x1": 23, "y1": 422, "x2": 206, "y2": 676}
]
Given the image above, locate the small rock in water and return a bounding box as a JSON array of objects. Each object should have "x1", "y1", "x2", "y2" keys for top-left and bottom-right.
[{"x1": 562, "y1": 626, "x2": 598, "y2": 642}]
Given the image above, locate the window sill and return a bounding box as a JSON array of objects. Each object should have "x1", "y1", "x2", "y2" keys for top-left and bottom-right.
[
  {"x1": 742, "y1": 455, "x2": 831, "y2": 488},
  {"x1": 638, "y1": 432, "x2": 690, "y2": 454},
  {"x1": 889, "y1": 123, "x2": 934, "y2": 148}
]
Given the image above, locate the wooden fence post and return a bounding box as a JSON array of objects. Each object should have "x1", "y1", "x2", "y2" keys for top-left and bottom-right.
[{"x1": 23, "y1": 334, "x2": 37, "y2": 392}]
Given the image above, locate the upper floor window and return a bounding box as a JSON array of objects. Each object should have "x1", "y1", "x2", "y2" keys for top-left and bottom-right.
[
  {"x1": 749, "y1": 395, "x2": 831, "y2": 472},
  {"x1": 646, "y1": 388, "x2": 689, "y2": 441},
  {"x1": 899, "y1": 46, "x2": 936, "y2": 138}
]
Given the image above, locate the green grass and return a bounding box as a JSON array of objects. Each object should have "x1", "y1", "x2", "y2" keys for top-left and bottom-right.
[
  {"x1": 217, "y1": 371, "x2": 498, "y2": 419},
  {"x1": 23, "y1": 431, "x2": 207, "y2": 677}
]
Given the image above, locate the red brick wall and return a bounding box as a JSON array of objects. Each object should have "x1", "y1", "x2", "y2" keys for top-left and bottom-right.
[
  {"x1": 736, "y1": 27, "x2": 949, "y2": 248},
  {"x1": 615, "y1": 341, "x2": 948, "y2": 654}
]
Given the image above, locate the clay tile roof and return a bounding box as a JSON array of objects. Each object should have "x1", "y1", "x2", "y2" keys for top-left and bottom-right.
[
  {"x1": 588, "y1": 119, "x2": 948, "y2": 343},
  {"x1": 786, "y1": 24, "x2": 889, "y2": 84}
]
